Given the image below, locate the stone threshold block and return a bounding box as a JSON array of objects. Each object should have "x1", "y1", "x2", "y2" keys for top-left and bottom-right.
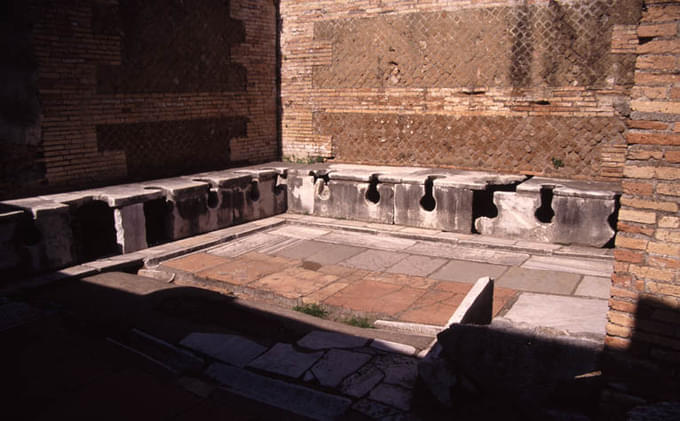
[{"x1": 475, "y1": 177, "x2": 620, "y2": 247}]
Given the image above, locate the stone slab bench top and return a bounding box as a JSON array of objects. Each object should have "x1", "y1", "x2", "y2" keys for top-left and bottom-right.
[
  {"x1": 36, "y1": 183, "x2": 165, "y2": 208},
  {"x1": 233, "y1": 168, "x2": 279, "y2": 181},
  {"x1": 184, "y1": 170, "x2": 252, "y2": 188},
  {"x1": 3, "y1": 197, "x2": 69, "y2": 216},
  {"x1": 2, "y1": 163, "x2": 623, "y2": 216},
  {"x1": 516, "y1": 177, "x2": 622, "y2": 199},
  {"x1": 140, "y1": 178, "x2": 211, "y2": 200},
  {"x1": 328, "y1": 165, "x2": 527, "y2": 190}
]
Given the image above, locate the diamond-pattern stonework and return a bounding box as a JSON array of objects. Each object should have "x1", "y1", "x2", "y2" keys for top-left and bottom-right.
[
  {"x1": 316, "y1": 113, "x2": 626, "y2": 179},
  {"x1": 312, "y1": 2, "x2": 637, "y2": 89}
]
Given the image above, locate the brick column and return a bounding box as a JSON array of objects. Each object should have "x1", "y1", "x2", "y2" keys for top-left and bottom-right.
[{"x1": 604, "y1": 0, "x2": 680, "y2": 413}]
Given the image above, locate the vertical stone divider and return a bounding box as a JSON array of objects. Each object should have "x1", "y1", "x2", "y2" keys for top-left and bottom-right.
[
  {"x1": 603, "y1": 0, "x2": 680, "y2": 414},
  {"x1": 0, "y1": 208, "x2": 25, "y2": 276},
  {"x1": 113, "y1": 203, "x2": 148, "y2": 254}
]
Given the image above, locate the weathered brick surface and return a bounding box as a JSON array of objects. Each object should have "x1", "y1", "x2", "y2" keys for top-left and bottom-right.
[
  {"x1": 1, "y1": 0, "x2": 277, "y2": 199},
  {"x1": 606, "y1": 0, "x2": 680, "y2": 409},
  {"x1": 281, "y1": 0, "x2": 641, "y2": 179},
  {"x1": 315, "y1": 113, "x2": 625, "y2": 178}
]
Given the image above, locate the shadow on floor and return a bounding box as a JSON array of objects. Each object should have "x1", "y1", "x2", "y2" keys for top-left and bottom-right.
[{"x1": 3, "y1": 270, "x2": 679, "y2": 420}]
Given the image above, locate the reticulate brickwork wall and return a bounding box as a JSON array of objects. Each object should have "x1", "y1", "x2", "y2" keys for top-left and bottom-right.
[
  {"x1": 280, "y1": 0, "x2": 642, "y2": 180},
  {"x1": 0, "y1": 0, "x2": 277, "y2": 199},
  {"x1": 603, "y1": 0, "x2": 680, "y2": 412}
]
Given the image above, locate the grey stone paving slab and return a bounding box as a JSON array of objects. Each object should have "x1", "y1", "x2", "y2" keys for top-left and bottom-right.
[
  {"x1": 273, "y1": 239, "x2": 327, "y2": 260},
  {"x1": 575, "y1": 276, "x2": 611, "y2": 299},
  {"x1": 340, "y1": 250, "x2": 409, "y2": 271},
  {"x1": 247, "y1": 343, "x2": 323, "y2": 379},
  {"x1": 352, "y1": 399, "x2": 402, "y2": 419},
  {"x1": 206, "y1": 363, "x2": 351, "y2": 420},
  {"x1": 268, "y1": 225, "x2": 330, "y2": 240},
  {"x1": 496, "y1": 266, "x2": 582, "y2": 295},
  {"x1": 374, "y1": 354, "x2": 419, "y2": 389},
  {"x1": 318, "y1": 231, "x2": 416, "y2": 251},
  {"x1": 385, "y1": 255, "x2": 447, "y2": 277},
  {"x1": 274, "y1": 240, "x2": 364, "y2": 264},
  {"x1": 311, "y1": 349, "x2": 372, "y2": 388},
  {"x1": 180, "y1": 333, "x2": 267, "y2": 368},
  {"x1": 308, "y1": 243, "x2": 366, "y2": 265},
  {"x1": 522, "y1": 255, "x2": 613, "y2": 277},
  {"x1": 297, "y1": 330, "x2": 370, "y2": 350},
  {"x1": 429, "y1": 259, "x2": 508, "y2": 283},
  {"x1": 406, "y1": 241, "x2": 528, "y2": 265},
  {"x1": 340, "y1": 364, "x2": 385, "y2": 398},
  {"x1": 371, "y1": 339, "x2": 417, "y2": 356},
  {"x1": 503, "y1": 293, "x2": 609, "y2": 336},
  {"x1": 208, "y1": 233, "x2": 289, "y2": 257},
  {"x1": 369, "y1": 383, "x2": 412, "y2": 411}
]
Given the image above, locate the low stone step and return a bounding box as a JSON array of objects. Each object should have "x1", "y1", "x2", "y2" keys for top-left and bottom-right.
[{"x1": 206, "y1": 362, "x2": 352, "y2": 421}]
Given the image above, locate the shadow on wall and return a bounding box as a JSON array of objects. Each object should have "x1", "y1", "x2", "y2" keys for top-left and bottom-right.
[
  {"x1": 432, "y1": 297, "x2": 680, "y2": 420},
  {"x1": 0, "y1": 0, "x2": 44, "y2": 198},
  {"x1": 601, "y1": 296, "x2": 680, "y2": 417}
]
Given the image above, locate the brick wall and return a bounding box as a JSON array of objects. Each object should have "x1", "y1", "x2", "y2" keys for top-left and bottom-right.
[
  {"x1": 0, "y1": 1, "x2": 43, "y2": 196},
  {"x1": 0, "y1": 0, "x2": 277, "y2": 199},
  {"x1": 280, "y1": 0, "x2": 641, "y2": 180},
  {"x1": 604, "y1": 0, "x2": 680, "y2": 411}
]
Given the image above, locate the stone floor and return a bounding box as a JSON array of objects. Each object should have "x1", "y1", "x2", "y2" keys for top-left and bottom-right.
[
  {"x1": 1, "y1": 272, "x2": 445, "y2": 420},
  {"x1": 3, "y1": 215, "x2": 615, "y2": 420},
  {"x1": 157, "y1": 216, "x2": 612, "y2": 336}
]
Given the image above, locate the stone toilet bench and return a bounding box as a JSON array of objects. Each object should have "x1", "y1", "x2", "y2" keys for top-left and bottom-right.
[
  {"x1": 0, "y1": 167, "x2": 288, "y2": 277},
  {"x1": 1, "y1": 163, "x2": 620, "y2": 278},
  {"x1": 474, "y1": 177, "x2": 620, "y2": 248},
  {"x1": 286, "y1": 164, "x2": 619, "y2": 247}
]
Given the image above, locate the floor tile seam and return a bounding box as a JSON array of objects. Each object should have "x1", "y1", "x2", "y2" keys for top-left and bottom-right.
[
  {"x1": 377, "y1": 286, "x2": 430, "y2": 318},
  {"x1": 312, "y1": 353, "x2": 378, "y2": 391},
  {"x1": 569, "y1": 274, "x2": 586, "y2": 297},
  {"x1": 188, "y1": 266, "x2": 279, "y2": 291},
  {"x1": 305, "y1": 244, "x2": 367, "y2": 265},
  {"x1": 491, "y1": 265, "x2": 513, "y2": 284},
  {"x1": 391, "y1": 301, "x2": 452, "y2": 324}
]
